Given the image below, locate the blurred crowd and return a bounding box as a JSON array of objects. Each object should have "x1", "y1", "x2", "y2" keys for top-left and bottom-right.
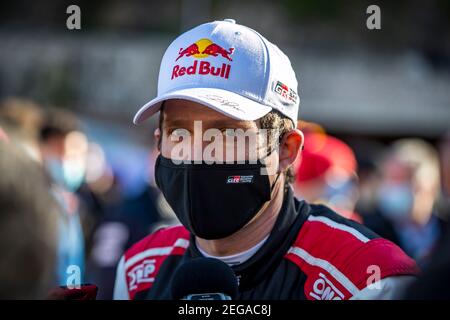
[
  {"x1": 0, "y1": 97, "x2": 449, "y2": 299},
  {"x1": 293, "y1": 122, "x2": 450, "y2": 268},
  {"x1": 0, "y1": 98, "x2": 177, "y2": 299}
]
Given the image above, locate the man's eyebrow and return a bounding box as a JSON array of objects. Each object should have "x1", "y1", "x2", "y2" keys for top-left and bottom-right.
[
  {"x1": 207, "y1": 119, "x2": 256, "y2": 129},
  {"x1": 163, "y1": 119, "x2": 190, "y2": 129},
  {"x1": 163, "y1": 118, "x2": 256, "y2": 129}
]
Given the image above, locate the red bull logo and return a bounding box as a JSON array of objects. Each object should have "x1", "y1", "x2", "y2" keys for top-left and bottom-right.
[
  {"x1": 172, "y1": 38, "x2": 234, "y2": 80},
  {"x1": 175, "y1": 38, "x2": 234, "y2": 61}
]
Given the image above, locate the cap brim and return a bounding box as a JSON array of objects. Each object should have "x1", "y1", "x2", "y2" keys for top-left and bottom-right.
[{"x1": 133, "y1": 88, "x2": 272, "y2": 125}]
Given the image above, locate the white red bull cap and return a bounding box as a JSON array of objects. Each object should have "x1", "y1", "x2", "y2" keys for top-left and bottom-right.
[{"x1": 133, "y1": 19, "x2": 300, "y2": 125}]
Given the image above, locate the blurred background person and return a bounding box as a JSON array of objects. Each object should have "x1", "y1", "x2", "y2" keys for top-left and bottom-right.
[
  {"x1": 1, "y1": 99, "x2": 88, "y2": 287},
  {"x1": 293, "y1": 126, "x2": 361, "y2": 222},
  {"x1": 0, "y1": 98, "x2": 177, "y2": 299},
  {"x1": 0, "y1": 140, "x2": 58, "y2": 299},
  {"x1": 0, "y1": 97, "x2": 177, "y2": 298},
  {"x1": 0, "y1": 98, "x2": 43, "y2": 162},
  {"x1": 86, "y1": 147, "x2": 177, "y2": 299},
  {"x1": 404, "y1": 132, "x2": 450, "y2": 299},
  {"x1": 38, "y1": 107, "x2": 87, "y2": 286},
  {"x1": 438, "y1": 132, "x2": 450, "y2": 214},
  {"x1": 363, "y1": 139, "x2": 447, "y2": 266}
]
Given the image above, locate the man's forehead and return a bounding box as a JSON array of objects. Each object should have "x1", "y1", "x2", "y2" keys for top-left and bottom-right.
[
  {"x1": 383, "y1": 157, "x2": 414, "y2": 181},
  {"x1": 162, "y1": 99, "x2": 259, "y2": 128}
]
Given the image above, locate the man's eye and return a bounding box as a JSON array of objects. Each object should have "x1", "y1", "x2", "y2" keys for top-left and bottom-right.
[
  {"x1": 169, "y1": 128, "x2": 188, "y2": 137},
  {"x1": 221, "y1": 129, "x2": 235, "y2": 137}
]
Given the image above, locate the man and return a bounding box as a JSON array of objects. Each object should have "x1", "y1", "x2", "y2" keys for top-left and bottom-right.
[{"x1": 114, "y1": 19, "x2": 418, "y2": 300}]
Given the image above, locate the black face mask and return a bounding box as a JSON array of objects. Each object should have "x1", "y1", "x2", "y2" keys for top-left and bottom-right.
[{"x1": 155, "y1": 155, "x2": 279, "y2": 240}]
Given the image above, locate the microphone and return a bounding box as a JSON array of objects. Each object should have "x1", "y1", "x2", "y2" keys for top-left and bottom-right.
[{"x1": 171, "y1": 257, "x2": 238, "y2": 300}]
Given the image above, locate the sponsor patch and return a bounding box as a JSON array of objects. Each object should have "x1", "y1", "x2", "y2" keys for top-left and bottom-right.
[
  {"x1": 227, "y1": 175, "x2": 254, "y2": 184},
  {"x1": 273, "y1": 80, "x2": 298, "y2": 105},
  {"x1": 127, "y1": 259, "x2": 157, "y2": 291},
  {"x1": 309, "y1": 273, "x2": 344, "y2": 300},
  {"x1": 172, "y1": 38, "x2": 234, "y2": 80}
]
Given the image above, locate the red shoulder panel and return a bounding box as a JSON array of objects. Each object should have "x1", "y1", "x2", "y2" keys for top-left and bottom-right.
[
  {"x1": 285, "y1": 217, "x2": 419, "y2": 300},
  {"x1": 123, "y1": 225, "x2": 190, "y2": 299}
]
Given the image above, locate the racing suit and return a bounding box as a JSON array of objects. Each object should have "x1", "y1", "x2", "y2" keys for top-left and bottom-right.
[{"x1": 113, "y1": 187, "x2": 419, "y2": 300}]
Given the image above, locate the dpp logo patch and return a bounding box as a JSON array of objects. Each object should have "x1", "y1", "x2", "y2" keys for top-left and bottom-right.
[
  {"x1": 172, "y1": 38, "x2": 234, "y2": 80},
  {"x1": 127, "y1": 259, "x2": 156, "y2": 291}
]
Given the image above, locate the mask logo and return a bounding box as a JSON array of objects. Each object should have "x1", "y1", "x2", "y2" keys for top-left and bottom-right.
[{"x1": 227, "y1": 175, "x2": 254, "y2": 184}]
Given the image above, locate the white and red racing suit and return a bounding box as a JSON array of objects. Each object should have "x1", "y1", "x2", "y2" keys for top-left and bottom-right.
[{"x1": 113, "y1": 187, "x2": 419, "y2": 300}]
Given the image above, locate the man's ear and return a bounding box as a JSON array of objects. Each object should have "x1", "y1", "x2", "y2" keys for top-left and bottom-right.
[
  {"x1": 154, "y1": 128, "x2": 161, "y2": 151},
  {"x1": 279, "y1": 129, "x2": 304, "y2": 171}
]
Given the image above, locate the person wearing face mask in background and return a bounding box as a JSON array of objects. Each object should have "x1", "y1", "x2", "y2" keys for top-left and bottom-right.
[
  {"x1": 38, "y1": 108, "x2": 86, "y2": 286},
  {"x1": 0, "y1": 99, "x2": 88, "y2": 292},
  {"x1": 403, "y1": 132, "x2": 450, "y2": 299},
  {"x1": 292, "y1": 130, "x2": 362, "y2": 223},
  {"x1": 363, "y1": 139, "x2": 447, "y2": 267}
]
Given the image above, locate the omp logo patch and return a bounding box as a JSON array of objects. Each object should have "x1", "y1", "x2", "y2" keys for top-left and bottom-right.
[
  {"x1": 309, "y1": 273, "x2": 344, "y2": 300},
  {"x1": 227, "y1": 175, "x2": 254, "y2": 184},
  {"x1": 127, "y1": 259, "x2": 157, "y2": 291}
]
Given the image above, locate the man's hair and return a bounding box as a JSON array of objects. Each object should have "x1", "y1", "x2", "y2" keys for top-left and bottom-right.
[
  {"x1": 384, "y1": 139, "x2": 441, "y2": 192},
  {"x1": 0, "y1": 141, "x2": 58, "y2": 299},
  {"x1": 0, "y1": 98, "x2": 43, "y2": 143},
  {"x1": 259, "y1": 110, "x2": 296, "y2": 184},
  {"x1": 39, "y1": 107, "x2": 79, "y2": 143},
  {"x1": 158, "y1": 104, "x2": 296, "y2": 183}
]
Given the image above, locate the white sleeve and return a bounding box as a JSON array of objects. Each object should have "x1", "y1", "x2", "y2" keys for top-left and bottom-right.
[
  {"x1": 350, "y1": 276, "x2": 416, "y2": 300},
  {"x1": 113, "y1": 255, "x2": 130, "y2": 300}
]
